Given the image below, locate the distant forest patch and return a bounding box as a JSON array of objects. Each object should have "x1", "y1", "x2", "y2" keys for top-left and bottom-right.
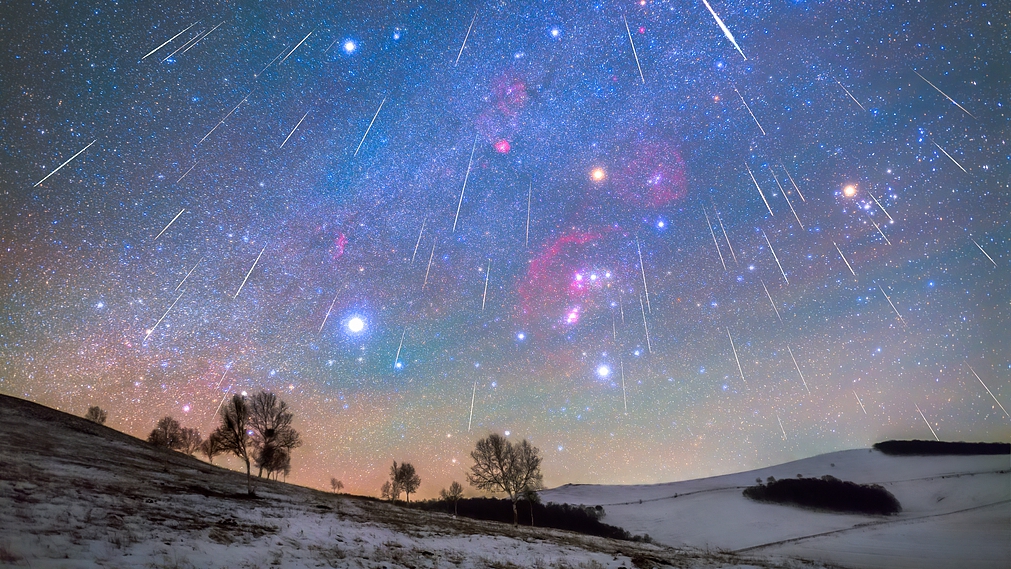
[
  {"x1": 410, "y1": 497, "x2": 652, "y2": 542},
  {"x1": 743, "y1": 476, "x2": 901, "y2": 515},
  {"x1": 874, "y1": 440, "x2": 1010, "y2": 456}
]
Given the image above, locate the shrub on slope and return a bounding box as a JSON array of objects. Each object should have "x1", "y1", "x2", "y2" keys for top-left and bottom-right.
[
  {"x1": 743, "y1": 476, "x2": 901, "y2": 515},
  {"x1": 873, "y1": 439, "x2": 1010, "y2": 456}
]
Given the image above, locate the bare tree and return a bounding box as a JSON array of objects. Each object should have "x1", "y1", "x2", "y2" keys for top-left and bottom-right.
[
  {"x1": 200, "y1": 432, "x2": 224, "y2": 463},
  {"x1": 467, "y1": 433, "x2": 544, "y2": 525},
  {"x1": 148, "y1": 416, "x2": 184, "y2": 449},
  {"x1": 380, "y1": 480, "x2": 395, "y2": 501},
  {"x1": 257, "y1": 444, "x2": 290, "y2": 480},
  {"x1": 248, "y1": 391, "x2": 302, "y2": 478},
  {"x1": 84, "y1": 406, "x2": 107, "y2": 425},
  {"x1": 385, "y1": 462, "x2": 403, "y2": 501},
  {"x1": 210, "y1": 394, "x2": 254, "y2": 495},
  {"x1": 395, "y1": 462, "x2": 421, "y2": 503},
  {"x1": 330, "y1": 478, "x2": 344, "y2": 494},
  {"x1": 177, "y1": 427, "x2": 202, "y2": 456},
  {"x1": 440, "y1": 481, "x2": 464, "y2": 515}
]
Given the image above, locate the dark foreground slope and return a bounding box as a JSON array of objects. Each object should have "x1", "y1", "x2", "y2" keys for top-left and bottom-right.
[{"x1": 0, "y1": 394, "x2": 818, "y2": 568}]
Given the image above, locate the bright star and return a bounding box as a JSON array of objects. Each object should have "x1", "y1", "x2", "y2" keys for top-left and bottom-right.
[{"x1": 347, "y1": 317, "x2": 365, "y2": 333}]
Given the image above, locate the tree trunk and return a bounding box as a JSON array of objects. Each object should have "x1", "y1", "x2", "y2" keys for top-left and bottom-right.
[
  {"x1": 454, "y1": 500, "x2": 458, "y2": 516},
  {"x1": 529, "y1": 501, "x2": 534, "y2": 526},
  {"x1": 245, "y1": 458, "x2": 253, "y2": 495},
  {"x1": 512, "y1": 499, "x2": 518, "y2": 526}
]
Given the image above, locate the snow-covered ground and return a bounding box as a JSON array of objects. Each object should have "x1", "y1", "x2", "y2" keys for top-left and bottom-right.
[
  {"x1": 542, "y1": 447, "x2": 1010, "y2": 569},
  {"x1": 0, "y1": 395, "x2": 824, "y2": 568}
]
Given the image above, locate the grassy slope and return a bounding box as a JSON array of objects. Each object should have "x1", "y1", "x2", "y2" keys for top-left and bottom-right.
[{"x1": 0, "y1": 394, "x2": 823, "y2": 569}]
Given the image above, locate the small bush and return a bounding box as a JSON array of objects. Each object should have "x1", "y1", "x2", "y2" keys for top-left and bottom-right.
[
  {"x1": 743, "y1": 476, "x2": 901, "y2": 515},
  {"x1": 873, "y1": 440, "x2": 1010, "y2": 456}
]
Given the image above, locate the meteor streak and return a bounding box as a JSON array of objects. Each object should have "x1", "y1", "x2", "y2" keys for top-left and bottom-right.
[
  {"x1": 452, "y1": 136, "x2": 478, "y2": 232},
  {"x1": 734, "y1": 88, "x2": 765, "y2": 135},
  {"x1": 972, "y1": 238, "x2": 997, "y2": 267},
  {"x1": 967, "y1": 365, "x2": 1009, "y2": 419},
  {"x1": 622, "y1": 14, "x2": 645, "y2": 84},
  {"x1": 639, "y1": 294, "x2": 652, "y2": 354},
  {"x1": 456, "y1": 12, "x2": 477, "y2": 65},
  {"x1": 319, "y1": 293, "x2": 339, "y2": 334},
  {"x1": 255, "y1": 43, "x2": 290, "y2": 77},
  {"x1": 701, "y1": 0, "x2": 747, "y2": 60},
  {"x1": 394, "y1": 329, "x2": 407, "y2": 369},
  {"x1": 867, "y1": 191, "x2": 893, "y2": 222},
  {"x1": 913, "y1": 70, "x2": 975, "y2": 118},
  {"x1": 175, "y1": 257, "x2": 203, "y2": 292},
  {"x1": 155, "y1": 209, "x2": 186, "y2": 241},
  {"x1": 233, "y1": 244, "x2": 267, "y2": 300},
  {"x1": 162, "y1": 31, "x2": 201, "y2": 62},
  {"x1": 703, "y1": 208, "x2": 727, "y2": 271},
  {"x1": 854, "y1": 391, "x2": 867, "y2": 414},
  {"x1": 354, "y1": 97, "x2": 386, "y2": 157},
  {"x1": 932, "y1": 140, "x2": 967, "y2": 173},
  {"x1": 761, "y1": 278, "x2": 782, "y2": 322},
  {"x1": 779, "y1": 162, "x2": 805, "y2": 202},
  {"x1": 620, "y1": 359, "x2": 627, "y2": 414},
  {"x1": 835, "y1": 79, "x2": 866, "y2": 111},
  {"x1": 481, "y1": 260, "x2": 491, "y2": 310},
  {"x1": 467, "y1": 381, "x2": 477, "y2": 431},
  {"x1": 142, "y1": 21, "x2": 201, "y2": 60},
  {"x1": 714, "y1": 207, "x2": 737, "y2": 263},
  {"x1": 525, "y1": 180, "x2": 533, "y2": 248},
  {"x1": 833, "y1": 241, "x2": 856, "y2": 276},
  {"x1": 144, "y1": 290, "x2": 185, "y2": 343},
  {"x1": 746, "y1": 164, "x2": 774, "y2": 216},
  {"x1": 878, "y1": 284, "x2": 904, "y2": 324},
  {"x1": 411, "y1": 217, "x2": 426, "y2": 264},
  {"x1": 176, "y1": 161, "x2": 198, "y2": 184},
  {"x1": 727, "y1": 327, "x2": 746, "y2": 386},
  {"x1": 776, "y1": 413, "x2": 787, "y2": 440},
  {"x1": 915, "y1": 404, "x2": 939, "y2": 441},
  {"x1": 763, "y1": 230, "x2": 788, "y2": 284},
  {"x1": 865, "y1": 213, "x2": 891, "y2": 245},
  {"x1": 423, "y1": 240, "x2": 436, "y2": 289},
  {"x1": 200, "y1": 91, "x2": 252, "y2": 144},
  {"x1": 280, "y1": 110, "x2": 310, "y2": 148},
  {"x1": 279, "y1": 26, "x2": 316, "y2": 65},
  {"x1": 636, "y1": 236, "x2": 651, "y2": 313},
  {"x1": 770, "y1": 166, "x2": 803, "y2": 229},
  {"x1": 787, "y1": 346, "x2": 810, "y2": 394},
  {"x1": 33, "y1": 139, "x2": 97, "y2": 187},
  {"x1": 183, "y1": 21, "x2": 223, "y2": 54}
]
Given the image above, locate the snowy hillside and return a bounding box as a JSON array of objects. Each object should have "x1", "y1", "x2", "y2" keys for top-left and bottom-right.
[
  {"x1": 542, "y1": 447, "x2": 1010, "y2": 569},
  {"x1": 0, "y1": 394, "x2": 825, "y2": 569}
]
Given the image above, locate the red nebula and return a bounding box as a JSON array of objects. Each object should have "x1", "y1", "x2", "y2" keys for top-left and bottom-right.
[
  {"x1": 331, "y1": 232, "x2": 347, "y2": 261},
  {"x1": 609, "y1": 140, "x2": 688, "y2": 208},
  {"x1": 518, "y1": 230, "x2": 613, "y2": 329},
  {"x1": 476, "y1": 71, "x2": 530, "y2": 147}
]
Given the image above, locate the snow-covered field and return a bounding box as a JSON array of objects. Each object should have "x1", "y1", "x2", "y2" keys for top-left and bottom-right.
[
  {"x1": 0, "y1": 395, "x2": 824, "y2": 569},
  {"x1": 542, "y1": 447, "x2": 1010, "y2": 569}
]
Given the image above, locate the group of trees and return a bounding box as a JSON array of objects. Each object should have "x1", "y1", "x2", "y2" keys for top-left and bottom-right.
[
  {"x1": 382, "y1": 433, "x2": 544, "y2": 525},
  {"x1": 205, "y1": 391, "x2": 303, "y2": 494},
  {"x1": 381, "y1": 461, "x2": 422, "y2": 502},
  {"x1": 148, "y1": 416, "x2": 203, "y2": 455}
]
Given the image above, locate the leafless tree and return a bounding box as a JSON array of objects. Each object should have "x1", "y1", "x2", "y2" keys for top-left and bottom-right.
[
  {"x1": 200, "y1": 432, "x2": 225, "y2": 463},
  {"x1": 380, "y1": 480, "x2": 395, "y2": 501},
  {"x1": 210, "y1": 394, "x2": 255, "y2": 495},
  {"x1": 248, "y1": 391, "x2": 302, "y2": 478},
  {"x1": 148, "y1": 416, "x2": 184, "y2": 449},
  {"x1": 177, "y1": 427, "x2": 202, "y2": 456},
  {"x1": 330, "y1": 478, "x2": 344, "y2": 493},
  {"x1": 394, "y1": 462, "x2": 421, "y2": 503},
  {"x1": 84, "y1": 406, "x2": 107, "y2": 425},
  {"x1": 467, "y1": 433, "x2": 544, "y2": 525},
  {"x1": 440, "y1": 481, "x2": 464, "y2": 515}
]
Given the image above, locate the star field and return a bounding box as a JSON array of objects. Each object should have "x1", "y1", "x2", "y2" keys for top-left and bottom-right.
[{"x1": 1, "y1": 0, "x2": 1009, "y2": 497}]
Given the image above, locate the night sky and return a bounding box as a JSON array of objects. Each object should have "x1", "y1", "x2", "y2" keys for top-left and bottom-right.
[{"x1": 2, "y1": 0, "x2": 1009, "y2": 498}]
